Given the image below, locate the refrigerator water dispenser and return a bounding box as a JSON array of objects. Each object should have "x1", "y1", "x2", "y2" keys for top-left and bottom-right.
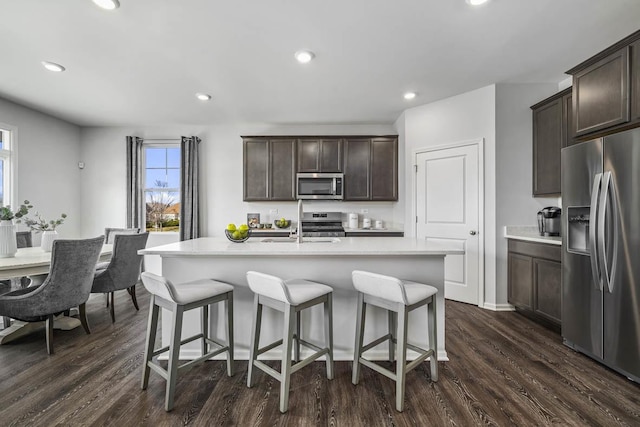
[{"x1": 567, "y1": 206, "x2": 590, "y2": 255}]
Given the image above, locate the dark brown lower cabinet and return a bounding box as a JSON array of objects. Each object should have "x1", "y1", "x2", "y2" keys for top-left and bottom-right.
[{"x1": 508, "y1": 239, "x2": 561, "y2": 330}]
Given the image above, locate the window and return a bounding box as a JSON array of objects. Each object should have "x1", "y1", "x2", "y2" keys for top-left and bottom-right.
[
  {"x1": 0, "y1": 126, "x2": 14, "y2": 208},
  {"x1": 144, "y1": 145, "x2": 180, "y2": 232}
]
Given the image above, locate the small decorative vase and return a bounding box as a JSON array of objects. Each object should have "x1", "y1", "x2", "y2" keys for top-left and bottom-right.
[
  {"x1": 40, "y1": 230, "x2": 58, "y2": 252},
  {"x1": 0, "y1": 220, "x2": 17, "y2": 258}
]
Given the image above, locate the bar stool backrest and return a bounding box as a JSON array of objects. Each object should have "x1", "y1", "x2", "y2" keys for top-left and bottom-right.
[
  {"x1": 246, "y1": 271, "x2": 291, "y2": 303},
  {"x1": 141, "y1": 272, "x2": 177, "y2": 303},
  {"x1": 351, "y1": 270, "x2": 408, "y2": 305}
]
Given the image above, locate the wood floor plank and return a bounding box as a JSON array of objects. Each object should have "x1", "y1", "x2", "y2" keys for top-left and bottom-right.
[{"x1": 0, "y1": 290, "x2": 638, "y2": 426}]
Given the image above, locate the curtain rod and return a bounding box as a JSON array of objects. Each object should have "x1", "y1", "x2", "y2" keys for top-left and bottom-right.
[{"x1": 140, "y1": 138, "x2": 181, "y2": 142}]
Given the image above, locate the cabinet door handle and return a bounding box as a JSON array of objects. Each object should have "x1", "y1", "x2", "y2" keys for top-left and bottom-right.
[{"x1": 469, "y1": 230, "x2": 477, "y2": 235}]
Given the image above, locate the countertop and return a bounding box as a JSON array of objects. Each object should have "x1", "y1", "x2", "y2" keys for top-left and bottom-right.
[
  {"x1": 504, "y1": 226, "x2": 561, "y2": 246},
  {"x1": 248, "y1": 227, "x2": 404, "y2": 237},
  {"x1": 343, "y1": 227, "x2": 404, "y2": 234},
  {"x1": 139, "y1": 237, "x2": 463, "y2": 257}
]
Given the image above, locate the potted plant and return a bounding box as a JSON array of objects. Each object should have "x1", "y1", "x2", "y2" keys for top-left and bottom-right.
[
  {"x1": 0, "y1": 200, "x2": 33, "y2": 258},
  {"x1": 22, "y1": 212, "x2": 67, "y2": 252}
]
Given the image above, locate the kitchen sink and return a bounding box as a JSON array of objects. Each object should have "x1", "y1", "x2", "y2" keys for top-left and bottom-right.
[{"x1": 260, "y1": 238, "x2": 341, "y2": 244}]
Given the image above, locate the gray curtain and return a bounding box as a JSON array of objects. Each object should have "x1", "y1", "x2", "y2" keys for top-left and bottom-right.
[
  {"x1": 126, "y1": 136, "x2": 144, "y2": 230},
  {"x1": 179, "y1": 136, "x2": 200, "y2": 241}
]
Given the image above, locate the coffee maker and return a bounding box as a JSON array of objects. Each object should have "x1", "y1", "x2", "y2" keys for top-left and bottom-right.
[{"x1": 537, "y1": 206, "x2": 561, "y2": 236}]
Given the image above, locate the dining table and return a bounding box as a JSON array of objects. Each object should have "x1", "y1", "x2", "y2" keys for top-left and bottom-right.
[{"x1": 0, "y1": 244, "x2": 112, "y2": 344}]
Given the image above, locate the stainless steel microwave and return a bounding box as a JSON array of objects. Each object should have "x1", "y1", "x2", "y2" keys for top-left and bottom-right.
[{"x1": 296, "y1": 173, "x2": 344, "y2": 200}]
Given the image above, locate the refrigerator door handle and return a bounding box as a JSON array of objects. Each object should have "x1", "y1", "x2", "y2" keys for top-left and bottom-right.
[
  {"x1": 598, "y1": 171, "x2": 613, "y2": 293},
  {"x1": 605, "y1": 173, "x2": 619, "y2": 293},
  {"x1": 589, "y1": 173, "x2": 603, "y2": 290}
]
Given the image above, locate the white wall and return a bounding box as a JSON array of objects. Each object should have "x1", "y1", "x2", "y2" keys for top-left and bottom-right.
[
  {"x1": 495, "y1": 83, "x2": 563, "y2": 306},
  {"x1": 0, "y1": 97, "x2": 82, "y2": 238},
  {"x1": 396, "y1": 85, "x2": 498, "y2": 306},
  {"x1": 79, "y1": 123, "x2": 398, "y2": 239}
]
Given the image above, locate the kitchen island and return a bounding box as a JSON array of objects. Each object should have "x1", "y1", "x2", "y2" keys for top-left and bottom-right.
[{"x1": 139, "y1": 237, "x2": 463, "y2": 361}]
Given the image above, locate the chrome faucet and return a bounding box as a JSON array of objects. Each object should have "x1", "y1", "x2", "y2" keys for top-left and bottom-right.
[{"x1": 296, "y1": 199, "x2": 303, "y2": 243}]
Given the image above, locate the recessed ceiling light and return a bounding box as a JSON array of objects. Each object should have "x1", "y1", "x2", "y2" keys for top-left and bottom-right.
[
  {"x1": 195, "y1": 93, "x2": 212, "y2": 101},
  {"x1": 92, "y1": 0, "x2": 120, "y2": 10},
  {"x1": 41, "y1": 61, "x2": 66, "y2": 72},
  {"x1": 466, "y1": 0, "x2": 489, "y2": 5},
  {"x1": 295, "y1": 50, "x2": 315, "y2": 64},
  {"x1": 404, "y1": 92, "x2": 417, "y2": 100}
]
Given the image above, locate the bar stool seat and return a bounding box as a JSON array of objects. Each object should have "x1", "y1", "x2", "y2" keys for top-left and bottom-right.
[
  {"x1": 140, "y1": 272, "x2": 234, "y2": 412},
  {"x1": 246, "y1": 271, "x2": 334, "y2": 413},
  {"x1": 351, "y1": 270, "x2": 438, "y2": 412}
]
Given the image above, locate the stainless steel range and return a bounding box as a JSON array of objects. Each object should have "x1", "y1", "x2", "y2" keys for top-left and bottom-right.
[{"x1": 301, "y1": 212, "x2": 345, "y2": 237}]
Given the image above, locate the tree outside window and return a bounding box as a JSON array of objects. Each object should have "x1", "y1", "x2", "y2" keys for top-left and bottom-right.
[{"x1": 144, "y1": 146, "x2": 180, "y2": 232}]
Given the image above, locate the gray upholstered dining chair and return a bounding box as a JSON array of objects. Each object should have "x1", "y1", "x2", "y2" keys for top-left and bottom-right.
[
  {"x1": 0, "y1": 236, "x2": 104, "y2": 354},
  {"x1": 1, "y1": 231, "x2": 35, "y2": 328},
  {"x1": 104, "y1": 227, "x2": 141, "y2": 244},
  {"x1": 102, "y1": 227, "x2": 142, "y2": 309},
  {"x1": 91, "y1": 232, "x2": 149, "y2": 322}
]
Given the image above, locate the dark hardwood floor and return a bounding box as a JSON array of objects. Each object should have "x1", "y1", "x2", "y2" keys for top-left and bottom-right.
[{"x1": 0, "y1": 289, "x2": 638, "y2": 426}]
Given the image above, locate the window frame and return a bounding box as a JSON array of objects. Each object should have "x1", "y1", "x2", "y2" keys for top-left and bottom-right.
[
  {"x1": 142, "y1": 142, "x2": 181, "y2": 233},
  {"x1": 0, "y1": 123, "x2": 17, "y2": 209}
]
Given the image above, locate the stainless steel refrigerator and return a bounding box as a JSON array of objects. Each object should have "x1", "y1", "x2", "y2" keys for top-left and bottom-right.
[{"x1": 561, "y1": 127, "x2": 640, "y2": 383}]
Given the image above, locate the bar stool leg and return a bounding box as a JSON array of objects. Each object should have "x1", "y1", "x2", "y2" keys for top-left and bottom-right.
[
  {"x1": 395, "y1": 306, "x2": 408, "y2": 412},
  {"x1": 388, "y1": 311, "x2": 396, "y2": 362},
  {"x1": 201, "y1": 304, "x2": 209, "y2": 356},
  {"x1": 294, "y1": 311, "x2": 301, "y2": 362},
  {"x1": 165, "y1": 305, "x2": 183, "y2": 411},
  {"x1": 428, "y1": 298, "x2": 438, "y2": 382},
  {"x1": 225, "y1": 292, "x2": 234, "y2": 376},
  {"x1": 280, "y1": 304, "x2": 296, "y2": 413},
  {"x1": 141, "y1": 296, "x2": 159, "y2": 390},
  {"x1": 352, "y1": 292, "x2": 366, "y2": 385},
  {"x1": 324, "y1": 293, "x2": 334, "y2": 379},
  {"x1": 247, "y1": 294, "x2": 262, "y2": 388}
]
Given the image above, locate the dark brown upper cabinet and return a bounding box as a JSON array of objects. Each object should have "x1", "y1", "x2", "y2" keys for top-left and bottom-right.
[
  {"x1": 371, "y1": 137, "x2": 398, "y2": 200},
  {"x1": 243, "y1": 137, "x2": 296, "y2": 201},
  {"x1": 343, "y1": 137, "x2": 398, "y2": 201},
  {"x1": 531, "y1": 88, "x2": 571, "y2": 197},
  {"x1": 563, "y1": 92, "x2": 578, "y2": 147},
  {"x1": 566, "y1": 30, "x2": 640, "y2": 140},
  {"x1": 343, "y1": 138, "x2": 371, "y2": 200},
  {"x1": 632, "y1": 39, "x2": 640, "y2": 123},
  {"x1": 571, "y1": 47, "x2": 630, "y2": 137},
  {"x1": 297, "y1": 138, "x2": 342, "y2": 172}
]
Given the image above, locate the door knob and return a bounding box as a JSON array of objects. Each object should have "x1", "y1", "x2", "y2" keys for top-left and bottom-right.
[{"x1": 469, "y1": 230, "x2": 477, "y2": 235}]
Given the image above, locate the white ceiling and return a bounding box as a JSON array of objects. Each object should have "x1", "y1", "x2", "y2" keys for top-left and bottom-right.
[{"x1": 1, "y1": 0, "x2": 639, "y2": 127}]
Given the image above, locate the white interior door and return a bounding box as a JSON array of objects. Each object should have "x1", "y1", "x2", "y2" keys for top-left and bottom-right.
[{"x1": 416, "y1": 143, "x2": 481, "y2": 305}]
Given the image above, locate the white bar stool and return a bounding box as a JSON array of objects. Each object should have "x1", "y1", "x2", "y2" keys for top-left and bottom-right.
[
  {"x1": 351, "y1": 270, "x2": 438, "y2": 412},
  {"x1": 246, "y1": 270, "x2": 334, "y2": 413},
  {"x1": 140, "y1": 272, "x2": 234, "y2": 412}
]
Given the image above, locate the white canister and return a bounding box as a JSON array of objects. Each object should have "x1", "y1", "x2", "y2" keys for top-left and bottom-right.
[
  {"x1": 348, "y1": 213, "x2": 359, "y2": 229},
  {"x1": 362, "y1": 218, "x2": 371, "y2": 229},
  {"x1": 375, "y1": 220, "x2": 383, "y2": 229}
]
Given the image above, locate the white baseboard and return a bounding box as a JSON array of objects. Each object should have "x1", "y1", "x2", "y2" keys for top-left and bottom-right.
[{"x1": 482, "y1": 302, "x2": 516, "y2": 311}]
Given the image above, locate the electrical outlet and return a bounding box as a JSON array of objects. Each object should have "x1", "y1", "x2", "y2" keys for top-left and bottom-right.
[
  {"x1": 269, "y1": 209, "x2": 278, "y2": 216},
  {"x1": 360, "y1": 209, "x2": 368, "y2": 214}
]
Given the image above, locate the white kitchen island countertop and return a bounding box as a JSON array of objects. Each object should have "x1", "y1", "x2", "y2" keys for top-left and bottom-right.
[
  {"x1": 139, "y1": 236, "x2": 462, "y2": 256},
  {"x1": 140, "y1": 237, "x2": 462, "y2": 362}
]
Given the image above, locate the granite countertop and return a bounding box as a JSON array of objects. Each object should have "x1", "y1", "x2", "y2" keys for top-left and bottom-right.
[
  {"x1": 139, "y1": 237, "x2": 463, "y2": 256},
  {"x1": 504, "y1": 226, "x2": 562, "y2": 246}
]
